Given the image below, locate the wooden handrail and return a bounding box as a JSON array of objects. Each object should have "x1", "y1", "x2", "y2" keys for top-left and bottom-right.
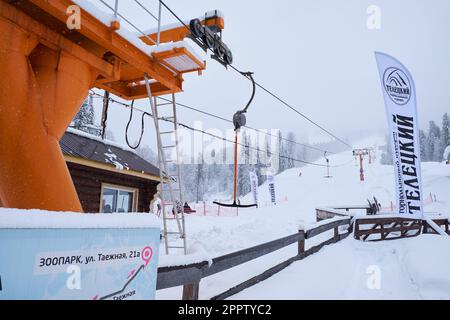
[
  {"x1": 156, "y1": 217, "x2": 352, "y2": 299},
  {"x1": 204, "y1": 232, "x2": 304, "y2": 277}
]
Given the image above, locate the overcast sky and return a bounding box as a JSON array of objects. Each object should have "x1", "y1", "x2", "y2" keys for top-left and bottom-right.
[{"x1": 91, "y1": 0, "x2": 450, "y2": 150}]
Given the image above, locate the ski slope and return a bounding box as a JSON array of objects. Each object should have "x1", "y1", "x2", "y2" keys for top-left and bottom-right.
[
  {"x1": 231, "y1": 235, "x2": 450, "y2": 300},
  {"x1": 157, "y1": 137, "x2": 450, "y2": 299}
]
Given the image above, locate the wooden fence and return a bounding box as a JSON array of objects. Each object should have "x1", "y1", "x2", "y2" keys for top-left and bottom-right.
[
  {"x1": 316, "y1": 205, "x2": 372, "y2": 221},
  {"x1": 156, "y1": 217, "x2": 353, "y2": 300},
  {"x1": 354, "y1": 217, "x2": 450, "y2": 241}
]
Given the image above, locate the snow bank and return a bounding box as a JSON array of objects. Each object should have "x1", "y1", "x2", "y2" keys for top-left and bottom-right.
[
  {"x1": 159, "y1": 242, "x2": 212, "y2": 268},
  {"x1": 402, "y1": 235, "x2": 450, "y2": 299},
  {"x1": 0, "y1": 208, "x2": 161, "y2": 229}
]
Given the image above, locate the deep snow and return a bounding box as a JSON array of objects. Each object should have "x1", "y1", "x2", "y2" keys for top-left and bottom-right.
[{"x1": 157, "y1": 137, "x2": 450, "y2": 299}]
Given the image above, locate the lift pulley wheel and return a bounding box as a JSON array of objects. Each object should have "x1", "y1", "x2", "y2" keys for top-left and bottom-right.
[{"x1": 189, "y1": 18, "x2": 233, "y2": 65}]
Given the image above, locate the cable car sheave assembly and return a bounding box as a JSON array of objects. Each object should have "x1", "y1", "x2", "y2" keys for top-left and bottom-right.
[
  {"x1": 142, "y1": 9, "x2": 233, "y2": 67},
  {"x1": 0, "y1": 0, "x2": 230, "y2": 213},
  {"x1": 213, "y1": 72, "x2": 258, "y2": 209}
]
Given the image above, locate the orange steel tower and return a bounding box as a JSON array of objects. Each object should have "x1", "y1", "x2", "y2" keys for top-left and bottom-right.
[{"x1": 0, "y1": 0, "x2": 222, "y2": 212}]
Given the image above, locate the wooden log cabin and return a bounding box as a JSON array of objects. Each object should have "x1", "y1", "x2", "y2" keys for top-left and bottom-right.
[{"x1": 60, "y1": 129, "x2": 160, "y2": 213}]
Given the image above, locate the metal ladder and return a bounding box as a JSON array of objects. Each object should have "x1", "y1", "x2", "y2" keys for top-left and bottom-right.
[{"x1": 144, "y1": 74, "x2": 187, "y2": 255}]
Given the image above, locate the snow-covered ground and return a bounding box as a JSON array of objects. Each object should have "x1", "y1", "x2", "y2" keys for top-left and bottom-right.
[
  {"x1": 157, "y1": 137, "x2": 450, "y2": 299},
  {"x1": 231, "y1": 235, "x2": 450, "y2": 300}
]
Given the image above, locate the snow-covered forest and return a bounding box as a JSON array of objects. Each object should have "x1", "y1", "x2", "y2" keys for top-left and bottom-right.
[{"x1": 381, "y1": 113, "x2": 450, "y2": 164}]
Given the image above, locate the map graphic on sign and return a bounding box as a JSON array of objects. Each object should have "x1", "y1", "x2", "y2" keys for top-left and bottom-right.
[{"x1": 0, "y1": 227, "x2": 160, "y2": 300}]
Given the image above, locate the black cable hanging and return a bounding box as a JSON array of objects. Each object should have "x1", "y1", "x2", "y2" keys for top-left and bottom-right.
[{"x1": 125, "y1": 100, "x2": 152, "y2": 150}]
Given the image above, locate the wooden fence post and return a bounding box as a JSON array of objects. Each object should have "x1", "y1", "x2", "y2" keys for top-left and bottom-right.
[
  {"x1": 354, "y1": 220, "x2": 360, "y2": 240},
  {"x1": 182, "y1": 282, "x2": 200, "y2": 300},
  {"x1": 298, "y1": 230, "x2": 305, "y2": 255},
  {"x1": 334, "y1": 226, "x2": 339, "y2": 239}
]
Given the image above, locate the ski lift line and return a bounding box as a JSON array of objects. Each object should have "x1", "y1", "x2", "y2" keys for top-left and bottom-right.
[
  {"x1": 89, "y1": 94, "x2": 355, "y2": 168},
  {"x1": 229, "y1": 64, "x2": 354, "y2": 150},
  {"x1": 89, "y1": 91, "x2": 334, "y2": 155},
  {"x1": 175, "y1": 121, "x2": 353, "y2": 168},
  {"x1": 158, "y1": 1, "x2": 354, "y2": 150},
  {"x1": 87, "y1": 93, "x2": 354, "y2": 167},
  {"x1": 157, "y1": 97, "x2": 335, "y2": 155},
  {"x1": 91, "y1": 91, "x2": 335, "y2": 166}
]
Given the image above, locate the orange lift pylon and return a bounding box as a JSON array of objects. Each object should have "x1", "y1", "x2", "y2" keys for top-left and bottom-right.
[
  {"x1": 0, "y1": 0, "x2": 221, "y2": 212},
  {"x1": 352, "y1": 149, "x2": 370, "y2": 182}
]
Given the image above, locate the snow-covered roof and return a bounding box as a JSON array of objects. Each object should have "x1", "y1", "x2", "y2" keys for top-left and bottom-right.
[
  {"x1": 151, "y1": 40, "x2": 203, "y2": 65},
  {"x1": 66, "y1": 128, "x2": 136, "y2": 153},
  {"x1": 61, "y1": 129, "x2": 160, "y2": 178}
]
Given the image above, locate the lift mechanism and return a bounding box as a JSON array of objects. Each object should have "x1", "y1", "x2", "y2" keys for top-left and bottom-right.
[{"x1": 214, "y1": 72, "x2": 258, "y2": 209}]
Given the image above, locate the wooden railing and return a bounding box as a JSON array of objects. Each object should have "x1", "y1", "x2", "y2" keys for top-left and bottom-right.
[
  {"x1": 156, "y1": 217, "x2": 353, "y2": 300},
  {"x1": 316, "y1": 205, "x2": 372, "y2": 221},
  {"x1": 354, "y1": 217, "x2": 450, "y2": 241},
  {"x1": 423, "y1": 219, "x2": 449, "y2": 234}
]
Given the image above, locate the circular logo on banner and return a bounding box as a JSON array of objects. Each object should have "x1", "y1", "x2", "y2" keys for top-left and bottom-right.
[{"x1": 383, "y1": 67, "x2": 411, "y2": 105}]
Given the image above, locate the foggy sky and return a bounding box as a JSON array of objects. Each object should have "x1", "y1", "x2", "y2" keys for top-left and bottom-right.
[{"x1": 91, "y1": 0, "x2": 450, "y2": 150}]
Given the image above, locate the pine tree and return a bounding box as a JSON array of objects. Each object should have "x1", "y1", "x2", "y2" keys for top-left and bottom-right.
[
  {"x1": 73, "y1": 97, "x2": 95, "y2": 131},
  {"x1": 425, "y1": 121, "x2": 440, "y2": 161},
  {"x1": 419, "y1": 130, "x2": 427, "y2": 161},
  {"x1": 194, "y1": 152, "x2": 208, "y2": 203},
  {"x1": 277, "y1": 131, "x2": 286, "y2": 173},
  {"x1": 237, "y1": 133, "x2": 252, "y2": 198},
  {"x1": 438, "y1": 113, "x2": 449, "y2": 161},
  {"x1": 285, "y1": 132, "x2": 296, "y2": 169}
]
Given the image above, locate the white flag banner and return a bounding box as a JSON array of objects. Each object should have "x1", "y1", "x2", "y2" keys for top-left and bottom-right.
[
  {"x1": 249, "y1": 170, "x2": 259, "y2": 207},
  {"x1": 375, "y1": 52, "x2": 423, "y2": 218},
  {"x1": 266, "y1": 172, "x2": 276, "y2": 205}
]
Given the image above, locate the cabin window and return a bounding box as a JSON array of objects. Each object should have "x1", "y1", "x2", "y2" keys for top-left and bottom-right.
[{"x1": 100, "y1": 184, "x2": 138, "y2": 213}]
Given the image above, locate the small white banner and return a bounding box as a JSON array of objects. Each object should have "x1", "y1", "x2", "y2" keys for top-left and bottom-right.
[
  {"x1": 249, "y1": 170, "x2": 259, "y2": 207},
  {"x1": 266, "y1": 172, "x2": 277, "y2": 205},
  {"x1": 375, "y1": 52, "x2": 423, "y2": 218}
]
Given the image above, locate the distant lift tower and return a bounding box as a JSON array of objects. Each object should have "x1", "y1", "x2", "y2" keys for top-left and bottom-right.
[
  {"x1": 353, "y1": 149, "x2": 370, "y2": 181},
  {"x1": 324, "y1": 152, "x2": 332, "y2": 178}
]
